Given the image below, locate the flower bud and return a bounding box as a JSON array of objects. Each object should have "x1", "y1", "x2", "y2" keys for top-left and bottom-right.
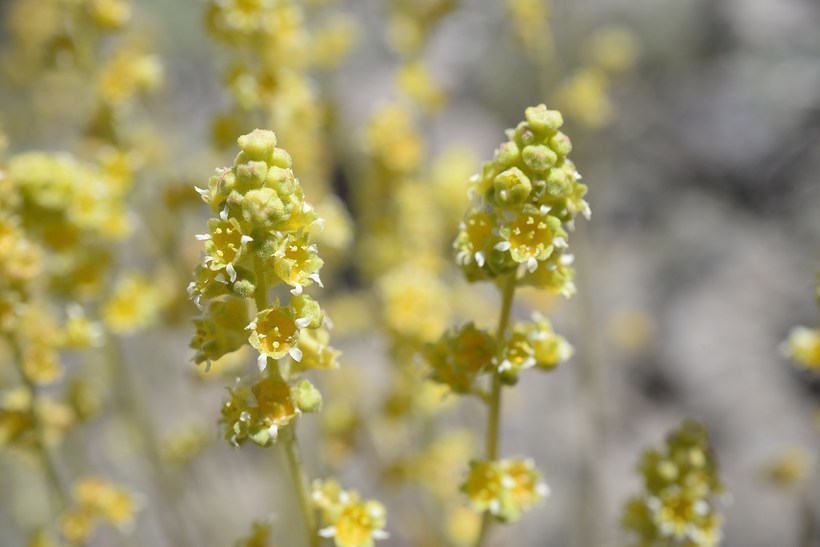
[{"x1": 237, "y1": 129, "x2": 277, "y2": 161}]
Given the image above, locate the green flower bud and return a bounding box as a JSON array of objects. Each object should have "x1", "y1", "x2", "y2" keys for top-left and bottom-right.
[
  {"x1": 522, "y1": 145, "x2": 557, "y2": 174},
  {"x1": 525, "y1": 104, "x2": 563, "y2": 133},
  {"x1": 235, "y1": 160, "x2": 268, "y2": 191},
  {"x1": 494, "y1": 141, "x2": 520, "y2": 167},
  {"x1": 270, "y1": 148, "x2": 292, "y2": 169},
  {"x1": 290, "y1": 295, "x2": 323, "y2": 329},
  {"x1": 237, "y1": 129, "x2": 277, "y2": 161},
  {"x1": 231, "y1": 278, "x2": 256, "y2": 298},
  {"x1": 291, "y1": 379, "x2": 322, "y2": 413},
  {"x1": 240, "y1": 187, "x2": 287, "y2": 229},
  {"x1": 549, "y1": 132, "x2": 572, "y2": 157},
  {"x1": 493, "y1": 167, "x2": 532, "y2": 208}
]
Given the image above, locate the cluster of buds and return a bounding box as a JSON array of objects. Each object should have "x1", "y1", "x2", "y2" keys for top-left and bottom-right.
[
  {"x1": 190, "y1": 129, "x2": 338, "y2": 447},
  {"x1": 622, "y1": 421, "x2": 724, "y2": 547},
  {"x1": 454, "y1": 104, "x2": 586, "y2": 297},
  {"x1": 461, "y1": 458, "x2": 549, "y2": 523},
  {"x1": 312, "y1": 480, "x2": 389, "y2": 547}
]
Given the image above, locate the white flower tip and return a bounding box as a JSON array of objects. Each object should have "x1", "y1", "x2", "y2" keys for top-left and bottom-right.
[
  {"x1": 267, "y1": 424, "x2": 279, "y2": 440},
  {"x1": 372, "y1": 530, "x2": 390, "y2": 540},
  {"x1": 289, "y1": 347, "x2": 303, "y2": 362},
  {"x1": 475, "y1": 251, "x2": 485, "y2": 267},
  {"x1": 527, "y1": 257, "x2": 538, "y2": 272},
  {"x1": 194, "y1": 186, "x2": 208, "y2": 196},
  {"x1": 219, "y1": 208, "x2": 228, "y2": 220},
  {"x1": 309, "y1": 273, "x2": 323, "y2": 287},
  {"x1": 295, "y1": 317, "x2": 311, "y2": 329},
  {"x1": 226, "y1": 263, "x2": 237, "y2": 282},
  {"x1": 318, "y1": 527, "x2": 337, "y2": 538},
  {"x1": 257, "y1": 354, "x2": 268, "y2": 372},
  {"x1": 552, "y1": 237, "x2": 567, "y2": 248},
  {"x1": 494, "y1": 241, "x2": 512, "y2": 252},
  {"x1": 240, "y1": 235, "x2": 254, "y2": 245},
  {"x1": 290, "y1": 283, "x2": 303, "y2": 296}
]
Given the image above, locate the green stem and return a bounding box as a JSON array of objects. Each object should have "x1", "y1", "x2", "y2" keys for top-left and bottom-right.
[
  {"x1": 253, "y1": 257, "x2": 318, "y2": 547},
  {"x1": 474, "y1": 273, "x2": 517, "y2": 547},
  {"x1": 283, "y1": 426, "x2": 320, "y2": 547},
  {"x1": 7, "y1": 337, "x2": 69, "y2": 516}
]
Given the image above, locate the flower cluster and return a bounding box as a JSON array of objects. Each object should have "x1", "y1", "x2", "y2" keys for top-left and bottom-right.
[
  {"x1": 454, "y1": 104, "x2": 586, "y2": 297},
  {"x1": 313, "y1": 480, "x2": 389, "y2": 547},
  {"x1": 59, "y1": 476, "x2": 137, "y2": 544},
  {"x1": 462, "y1": 458, "x2": 549, "y2": 523},
  {"x1": 190, "y1": 129, "x2": 339, "y2": 448},
  {"x1": 622, "y1": 421, "x2": 724, "y2": 547}
]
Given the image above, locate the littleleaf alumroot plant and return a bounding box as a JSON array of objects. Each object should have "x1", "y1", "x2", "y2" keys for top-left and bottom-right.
[
  {"x1": 190, "y1": 129, "x2": 387, "y2": 547},
  {"x1": 424, "y1": 104, "x2": 584, "y2": 544}
]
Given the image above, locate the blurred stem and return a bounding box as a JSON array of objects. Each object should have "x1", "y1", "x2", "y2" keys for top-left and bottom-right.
[
  {"x1": 253, "y1": 257, "x2": 318, "y2": 547},
  {"x1": 799, "y1": 489, "x2": 817, "y2": 547},
  {"x1": 105, "y1": 333, "x2": 196, "y2": 547},
  {"x1": 572, "y1": 219, "x2": 605, "y2": 547},
  {"x1": 474, "y1": 273, "x2": 517, "y2": 547},
  {"x1": 8, "y1": 337, "x2": 69, "y2": 516},
  {"x1": 283, "y1": 425, "x2": 320, "y2": 547}
]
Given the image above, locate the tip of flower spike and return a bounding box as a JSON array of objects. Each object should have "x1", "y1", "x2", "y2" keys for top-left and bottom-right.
[{"x1": 237, "y1": 129, "x2": 277, "y2": 161}]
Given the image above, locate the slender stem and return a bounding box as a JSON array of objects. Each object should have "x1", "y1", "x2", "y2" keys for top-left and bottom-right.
[
  {"x1": 282, "y1": 426, "x2": 320, "y2": 547},
  {"x1": 253, "y1": 257, "x2": 318, "y2": 547},
  {"x1": 7, "y1": 337, "x2": 69, "y2": 516},
  {"x1": 474, "y1": 273, "x2": 517, "y2": 547}
]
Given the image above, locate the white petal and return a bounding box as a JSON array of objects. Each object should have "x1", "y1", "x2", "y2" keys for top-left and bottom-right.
[
  {"x1": 226, "y1": 263, "x2": 237, "y2": 282},
  {"x1": 295, "y1": 317, "x2": 311, "y2": 329},
  {"x1": 195, "y1": 233, "x2": 211, "y2": 241},
  {"x1": 309, "y1": 273, "x2": 323, "y2": 287},
  {"x1": 219, "y1": 208, "x2": 228, "y2": 221},
  {"x1": 527, "y1": 257, "x2": 538, "y2": 272},
  {"x1": 539, "y1": 205, "x2": 551, "y2": 215},
  {"x1": 257, "y1": 354, "x2": 268, "y2": 372},
  {"x1": 372, "y1": 530, "x2": 390, "y2": 540},
  {"x1": 475, "y1": 251, "x2": 485, "y2": 267},
  {"x1": 240, "y1": 235, "x2": 254, "y2": 245},
  {"x1": 290, "y1": 283, "x2": 303, "y2": 296},
  {"x1": 267, "y1": 424, "x2": 279, "y2": 440},
  {"x1": 318, "y1": 527, "x2": 337, "y2": 538},
  {"x1": 494, "y1": 241, "x2": 511, "y2": 252},
  {"x1": 194, "y1": 186, "x2": 208, "y2": 196},
  {"x1": 552, "y1": 237, "x2": 567, "y2": 248},
  {"x1": 288, "y1": 347, "x2": 303, "y2": 362}
]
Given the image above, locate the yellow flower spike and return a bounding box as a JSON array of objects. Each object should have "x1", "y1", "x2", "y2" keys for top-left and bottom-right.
[
  {"x1": 102, "y1": 272, "x2": 164, "y2": 334},
  {"x1": 87, "y1": 0, "x2": 132, "y2": 31},
  {"x1": 623, "y1": 420, "x2": 724, "y2": 547},
  {"x1": 423, "y1": 323, "x2": 495, "y2": 394},
  {"x1": 396, "y1": 61, "x2": 446, "y2": 113},
  {"x1": 462, "y1": 458, "x2": 548, "y2": 523},
  {"x1": 60, "y1": 507, "x2": 98, "y2": 544},
  {"x1": 378, "y1": 264, "x2": 451, "y2": 343}
]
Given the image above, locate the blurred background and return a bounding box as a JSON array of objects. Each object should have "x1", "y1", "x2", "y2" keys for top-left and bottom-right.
[{"x1": 0, "y1": 0, "x2": 819, "y2": 545}]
